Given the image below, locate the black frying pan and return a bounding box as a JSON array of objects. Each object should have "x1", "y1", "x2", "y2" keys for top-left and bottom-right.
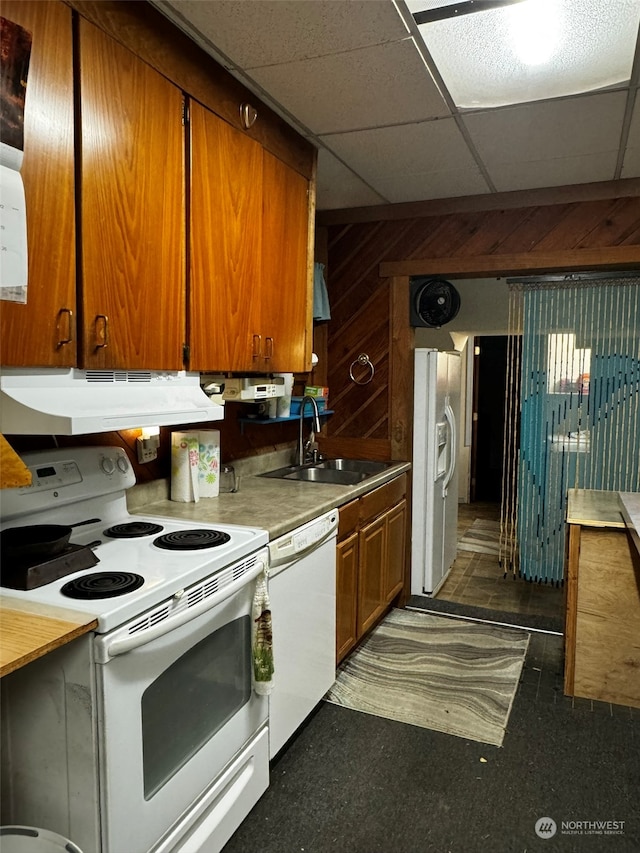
[{"x1": 0, "y1": 518, "x2": 100, "y2": 560}]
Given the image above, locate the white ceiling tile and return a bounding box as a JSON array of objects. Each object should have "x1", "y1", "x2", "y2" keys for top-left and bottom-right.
[
  {"x1": 463, "y1": 92, "x2": 627, "y2": 166},
  {"x1": 487, "y1": 152, "x2": 619, "y2": 192},
  {"x1": 320, "y1": 119, "x2": 480, "y2": 186},
  {"x1": 316, "y1": 149, "x2": 388, "y2": 210},
  {"x1": 621, "y1": 96, "x2": 640, "y2": 178},
  {"x1": 371, "y1": 167, "x2": 490, "y2": 202},
  {"x1": 248, "y1": 39, "x2": 450, "y2": 135},
  {"x1": 161, "y1": 0, "x2": 409, "y2": 69}
]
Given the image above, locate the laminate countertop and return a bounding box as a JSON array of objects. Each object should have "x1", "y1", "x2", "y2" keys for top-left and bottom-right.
[
  {"x1": 567, "y1": 488, "x2": 640, "y2": 554},
  {"x1": 0, "y1": 599, "x2": 97, "y2": 678},
  {"x1": 129, "y1": 461, "x2": 412, "y2": 540}
]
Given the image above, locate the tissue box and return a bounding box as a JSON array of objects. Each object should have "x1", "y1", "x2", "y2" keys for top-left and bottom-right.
[
  {"x1": 304, "y1": 385, "x2": 329, "y2": 401},
  {"x1": 290, "y1": 397, "x2": 326, "y2": 416}
]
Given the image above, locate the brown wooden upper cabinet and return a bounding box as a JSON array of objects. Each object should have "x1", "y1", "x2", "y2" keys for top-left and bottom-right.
[
  {"x1": 0, "y1": 1, "x2": 76, "y2": 367},
  {"x1": 1, "y1": 5, "x2": 313, "y2": 375},
  {"x1": 261, "y1": 151, "x2": 312, "y2": 373},
  {"x1": 78, "y1": 20, "x2": 186, "y2": 370},
  {"x1": 189, "y1": 100, "x2": 312, "y2": 373}
]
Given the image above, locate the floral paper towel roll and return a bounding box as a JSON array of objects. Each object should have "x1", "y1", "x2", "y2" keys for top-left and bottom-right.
[
  {"x1": 171, "y1": 432, "x2": 200, "y2": 502},
  {"x1": 198, "y1": 430, "x2": 220, "y2": 497}
]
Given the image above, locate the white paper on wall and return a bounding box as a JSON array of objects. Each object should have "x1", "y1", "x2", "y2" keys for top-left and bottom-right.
[
  {"x1": 0, "y1": 161, "x2": 28, "y2": 302},
  {"x1": 1, "y1": 16, "x2": 32, "y2": 304}
]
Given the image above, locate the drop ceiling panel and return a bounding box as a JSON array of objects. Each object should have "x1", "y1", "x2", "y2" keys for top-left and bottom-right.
[
  {"x1": 463, "y1": 92, "x2": 627, "y2": 167},
  {"x1": 487, "y1": 152, "x2": 622, "y2": 193},
  {"x1": 321, "y1": 118, "x2": 483, "y2": 190},
  {"x1": 161, "y1": 0, "x2": 410, "y2": 69},
  {"x1": 249, "y1": 39, "x2": 450, "y2": 135},
  {"x1": 316, "y1": 148, "x2": 387, "y2": 209},
  {"x1": 371, "y1": 166, "x2": 489, "y2": 202}
]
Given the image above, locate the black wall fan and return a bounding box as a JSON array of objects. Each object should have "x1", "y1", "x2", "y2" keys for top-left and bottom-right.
[{"x1": 410, "y1": 277, "x2": 461, "y2": 328}]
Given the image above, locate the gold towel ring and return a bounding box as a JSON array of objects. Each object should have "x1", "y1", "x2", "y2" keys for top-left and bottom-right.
[{"x1": 349, "y1": 353, "x2": 375, "y2": 385}]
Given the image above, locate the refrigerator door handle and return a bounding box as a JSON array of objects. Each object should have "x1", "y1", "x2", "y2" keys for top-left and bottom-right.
[{"x1": 442, "y1": 400, "x2": 457, "y2": 497}]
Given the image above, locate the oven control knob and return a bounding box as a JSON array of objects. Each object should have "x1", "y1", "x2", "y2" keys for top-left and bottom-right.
[
  {"x1": 173, "y1": 590, "x2": 185, "y2": 602},
  {"x1": 101, "y1": 457, "x2": 116, "y2": 475},
  {"x1": 117, "y1": 456, "x2": 129, "y2": 473}
]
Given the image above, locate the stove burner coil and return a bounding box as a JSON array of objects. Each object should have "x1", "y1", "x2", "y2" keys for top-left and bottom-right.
[
  {"x1": 153, "y1": 529, "x2": 231, "y2": 550},
  {"x1": 61, "y1": 571, "x2": 144, "y2": 599},
  {"x1": 103, "y1": 522, "x2": 164, "y2": 538}
]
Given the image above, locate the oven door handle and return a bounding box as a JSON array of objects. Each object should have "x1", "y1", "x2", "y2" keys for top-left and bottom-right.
[{"x1": 101, "y1": 560, "x2": 265, "y2": 660}]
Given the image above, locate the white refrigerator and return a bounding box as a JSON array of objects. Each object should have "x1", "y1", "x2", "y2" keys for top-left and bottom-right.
[{"x1": 411, "y1": 348, "x2": 462, "y2": 596}]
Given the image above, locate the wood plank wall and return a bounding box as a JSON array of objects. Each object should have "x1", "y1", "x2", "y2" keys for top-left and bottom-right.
[{"x1": 319, "y1": 189, "x2": 640, "y2": 465}]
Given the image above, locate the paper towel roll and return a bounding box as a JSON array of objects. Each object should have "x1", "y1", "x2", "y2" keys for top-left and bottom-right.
[
  {"x1": 276, "y1": 373, "x2": 294, "y2": 418},
  {"x1": 171, "y1": 432, "x2": 200, "y2": 502},
  {"x1": 198, "y1": 430, "x2": 220, "y2": 497}
]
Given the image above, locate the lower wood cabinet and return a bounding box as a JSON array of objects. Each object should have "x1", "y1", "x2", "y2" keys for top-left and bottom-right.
[{"x1": 336, "y1": 474, "x2": 407, "y2": 664}]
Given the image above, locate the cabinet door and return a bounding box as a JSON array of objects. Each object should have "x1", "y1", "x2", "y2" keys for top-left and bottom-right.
[
  {"x1": 0, "y1": 1, "x2": 76, "y2": 367},
  {"x1": 78, "y1": 20, "x2": 185, "y2": 370},
  {"x1": 261, "y1": 152, "x2": 311, "y2": 373},
  {"x1": 336, "y1": 532, "x2": 359, "y2": 664},
  {"x1": 189, "y1": 100, "x2": 263, "y2": 372},
  {"x1": 384, "y1": 499, "x2": 407, "y2": 603},
  {"x1": 357, "y1": 514, "x2": 387, "y2": 637}
]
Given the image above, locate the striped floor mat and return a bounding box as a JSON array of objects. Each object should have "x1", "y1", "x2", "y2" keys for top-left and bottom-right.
[
  {"x1": 457, "y1": 518, "x2": 514, "y2": 556},
  {"x1": 325, "y1": 608, "x2": 529, "y2": 747}
]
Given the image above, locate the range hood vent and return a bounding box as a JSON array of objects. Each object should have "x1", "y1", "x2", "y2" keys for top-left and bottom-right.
[{"x1": 0, "y1": 368, "x2": 224, "y2": 435}]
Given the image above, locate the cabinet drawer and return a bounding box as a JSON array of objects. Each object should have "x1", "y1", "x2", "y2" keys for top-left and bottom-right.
[
  {"x1": 338, "y1": 498, "x2": 360, "y2": 540},
  {"x1": 359, "y1": 474, "x2": 407, "y2": 526}
]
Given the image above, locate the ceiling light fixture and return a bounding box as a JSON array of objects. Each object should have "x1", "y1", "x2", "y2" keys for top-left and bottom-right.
[
  {"x1": 508, "y1": 0, "x2": 561, "y2": 66},
  {"x1": 408, "y1": 0, "x2": 640, "y2": 109},
  {"x1": 412, "y1": 0, "x2": 526, "y2": 25}
]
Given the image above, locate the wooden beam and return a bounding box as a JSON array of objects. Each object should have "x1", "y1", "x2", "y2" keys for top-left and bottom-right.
[
  {"x1": 379, "y1": 245, "x2": 640, "y2": 278},
  {"x1": 317, "y1": 178, "x2": 640, "y2": 226}
]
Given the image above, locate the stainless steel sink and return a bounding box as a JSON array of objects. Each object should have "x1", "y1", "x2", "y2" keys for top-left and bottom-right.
[
  {"x1": 284, "y1": 468, "x2": 364, "y2": 485},
  {"x1": 260, "y1": 458, "x2": 395, "y2": 485},
  {"x1": 316, "y1": 458, "x2": 390, "y2": 475}
]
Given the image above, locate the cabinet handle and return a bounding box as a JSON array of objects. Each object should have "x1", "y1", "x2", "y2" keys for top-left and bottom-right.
[
  {"x1": 264, "y1": 336, "x2": 274, "y2": 361},
  {"x1": 95, "y1": 314, "x2": 109, "y2": 349},
  {"x1": 56, "y1": 308, "x2": 74, "y2": 347},
  {"x1": 252, "y1": 334, "x2": 262, "y2": 360},
  {"x1": 240, "y1": 102, "x2": 258, "y2": 130}
]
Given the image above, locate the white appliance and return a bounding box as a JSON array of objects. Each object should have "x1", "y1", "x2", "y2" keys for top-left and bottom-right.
[
  {"x1": 221, "y1": 376, "x2": 285, "y2": 401},
  {"x1": 267, "y1": 510, "x2": 338, "y2": 759},
  {"x1": 0, "y1": 368, "x2": 224, "y2": 434},
  {"x1": 0, "y1": 447, "x2": 269, "y2": 853},
  {"x1": 411, "y1": 348, "x2": 462, "y2": 596}
]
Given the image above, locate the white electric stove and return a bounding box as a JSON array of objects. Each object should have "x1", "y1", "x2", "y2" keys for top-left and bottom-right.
[
  {"x1": 0, "y1": 446, "x2": 271, "y2": 853},
  {"x1": 0, "y1": 446, "x2": 268, "y2": 631}
]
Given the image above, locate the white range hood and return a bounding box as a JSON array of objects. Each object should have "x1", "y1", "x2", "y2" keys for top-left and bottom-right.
[{"x1": 0, "y1": 368, "x2": 224, "y2": 435}]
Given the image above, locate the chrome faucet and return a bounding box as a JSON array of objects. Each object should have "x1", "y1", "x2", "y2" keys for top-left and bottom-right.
[{"x1": 298, "y1": 395, "x2": 322, "y2": 465}]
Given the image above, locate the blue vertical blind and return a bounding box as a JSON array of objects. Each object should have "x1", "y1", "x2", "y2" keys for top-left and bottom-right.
[{"x1": 500, "y1": 279, "x2": 640, "y2": 583}]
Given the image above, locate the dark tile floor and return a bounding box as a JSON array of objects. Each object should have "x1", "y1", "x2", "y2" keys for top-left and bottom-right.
[
  {"x1": 223, "y1": 629, "x2": 639, "y2": 853},
  {"x1": 437, "y1": 502, "x2": 565, "y2": 623}
]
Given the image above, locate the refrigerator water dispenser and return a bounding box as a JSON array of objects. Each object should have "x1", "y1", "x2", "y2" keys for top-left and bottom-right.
[{"x1": 435, "y1": 421, "x2": 447, "y2": 479}]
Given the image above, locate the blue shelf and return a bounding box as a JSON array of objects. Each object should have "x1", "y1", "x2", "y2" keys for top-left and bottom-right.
[{"x1": 238, "y1": 410, "x2": 334, "y2": 432}]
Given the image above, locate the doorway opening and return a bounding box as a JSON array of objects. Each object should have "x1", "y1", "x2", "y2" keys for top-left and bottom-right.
[{"x1": 435, "y1": 334, "x2": 564, "y2": 628}]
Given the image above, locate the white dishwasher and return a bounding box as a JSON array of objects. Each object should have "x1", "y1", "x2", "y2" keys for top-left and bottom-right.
[{"x1": 267, "y1": 508, "x2": 338, "y2": 759}]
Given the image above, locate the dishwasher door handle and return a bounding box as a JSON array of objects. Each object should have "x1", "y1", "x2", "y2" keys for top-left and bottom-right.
[{"x1": 268, "y1": 531, "x2": 337, "y2": 574}]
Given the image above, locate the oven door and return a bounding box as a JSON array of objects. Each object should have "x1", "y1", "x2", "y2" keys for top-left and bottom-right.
[{"x1": 93, "y1": 552, "x2": 269, "y2": 853}]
